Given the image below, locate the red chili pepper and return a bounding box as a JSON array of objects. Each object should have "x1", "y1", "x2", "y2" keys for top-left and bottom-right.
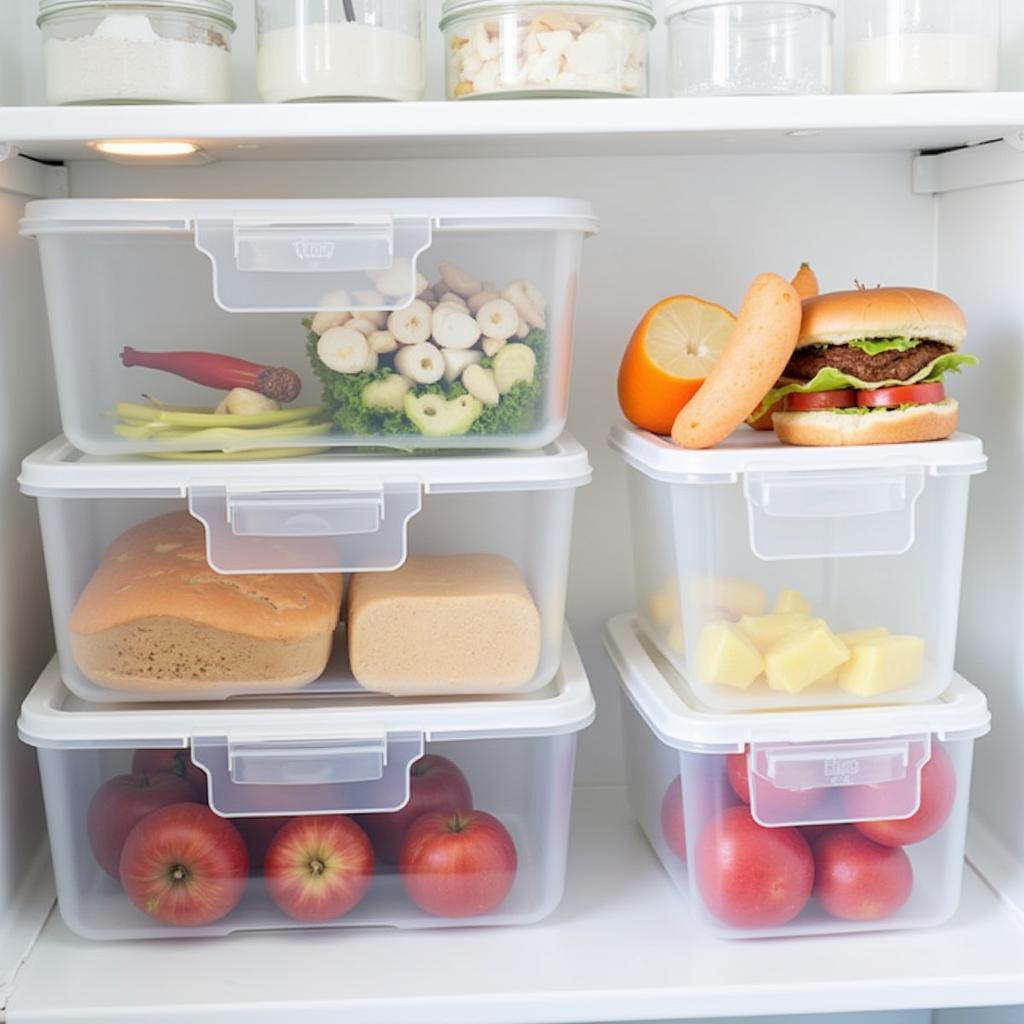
[{"x1": 120, "y1": 348, "x2": 301, "y2": 403}]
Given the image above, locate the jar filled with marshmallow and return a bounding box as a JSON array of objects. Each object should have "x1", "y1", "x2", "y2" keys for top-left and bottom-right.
[
  {"x1": 256, "y1": 0, "x2": 425, "y2": 103},
  {"x1": 38, "y1": 0, "x2": 235, "y2": 105},
  {"x1": 846, "y1": 0, "x2": 1000, "y2": 94},
  {"x1": 440, "y1": 1, "x2": 654, "y2": 100}
]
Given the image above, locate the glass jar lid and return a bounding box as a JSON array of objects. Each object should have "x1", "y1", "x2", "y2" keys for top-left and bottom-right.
[
  {"x1": 666, "y1": 0, "x2": 836, "y2": 15},
  {"x1": 440, "y1": 0, "x2": 656, "y2": 29},
  {"x1": 38, "y1": 0, "x2": 236, "y2": 29}
]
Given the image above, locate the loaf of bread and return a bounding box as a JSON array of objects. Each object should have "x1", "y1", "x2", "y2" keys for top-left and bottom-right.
[
  {"x1": 347, "y1": 554, "x2": 541, "y2": 695},
  {"x1": 70, "y1": 511, "x2": 343, "y2": 694}
]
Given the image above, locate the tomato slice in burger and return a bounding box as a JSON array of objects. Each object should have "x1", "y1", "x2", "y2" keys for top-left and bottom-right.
[
  {"x1": 857, "y1": 382, "x2": 946, "y2": 408},
  {"x1": 784, "y1": 390, "x2": 857, "y2": 412}
]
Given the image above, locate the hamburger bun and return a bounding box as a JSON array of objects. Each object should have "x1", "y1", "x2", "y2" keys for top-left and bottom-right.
[
  {"x1": 773, "y1": 399, "x2": 959, "y2": 447},
  {"x1": 799, "y1": 288, "x2": 966, "y2": 350}
]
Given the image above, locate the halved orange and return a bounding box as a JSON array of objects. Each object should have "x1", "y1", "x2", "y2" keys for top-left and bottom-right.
[{"x1": 618, "y1": 295, "x2": 736, "y2": 435}]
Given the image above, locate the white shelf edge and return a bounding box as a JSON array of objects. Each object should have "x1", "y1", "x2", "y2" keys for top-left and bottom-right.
[
  {"x1": 1, "y1": 94, "x2": 1024, "y2": 163},
  {"x1": 6, "y1": 788, "x2": 1024, "y2": 1024}
]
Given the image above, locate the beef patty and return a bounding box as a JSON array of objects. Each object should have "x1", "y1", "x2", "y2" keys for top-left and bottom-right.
[{"x1": 784, "y1": 341, "x2": 954, "y2": 384}]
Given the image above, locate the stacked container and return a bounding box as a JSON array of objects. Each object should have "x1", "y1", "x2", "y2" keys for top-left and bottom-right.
[
  {"x1": 18, "y1": 195, "x2": 599, "y2": 939},
  {"x1": 608, "y1": 420, "x2": 990, "y2": 938}
]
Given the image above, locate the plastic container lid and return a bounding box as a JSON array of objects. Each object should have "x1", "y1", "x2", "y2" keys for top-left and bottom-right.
[
  {"x1": 603, "y1": 613, "x2": 991, "y2": 752},
  {"x1": 20, "y1": 434, "x2": 593, "y2": 499},
  {"x1": 20, "y1": 629, "x2": 596, "y2": 751},
  {"x1": 37, "y1": 0, "x2": 236, "y2": 27},
  {"x1": 440, "y1": 0, "x2": 656, "y2": 27},
  {"x1": 20, "y1": 197, "x2": 599, "y2": 238},
  {"x1": 666, "y1": 0, "x2": 836, "y2": 16},
  {"x1": 608, "y1": 421, "x2": 987, "y2": 485}
]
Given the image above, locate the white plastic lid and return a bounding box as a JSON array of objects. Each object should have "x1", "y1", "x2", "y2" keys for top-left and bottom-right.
[
  {"x1": 609, "y1": 421, "x2": 987, "y2": 485},
  {"x1": 20, "y1": 629, "x2": 595, "y2": 751},
  {"x1": 441, "y1": 0, "x2": 655, "y2": 27},
  {"x1": 603, "y1": 613, "x2": 990, "y2": 752},
  {"x1": 37, "y1": 0, "x2": 236, "y2": 27},
  {"x1": 666, "y1": 0, "x2": 836, "y2": 16},
  {"x1": 20, "y1": 434, "x2": 592, "y2": 498},
  {"x1": 20, "y1": 197, "x2": 599, "y2": 237}
]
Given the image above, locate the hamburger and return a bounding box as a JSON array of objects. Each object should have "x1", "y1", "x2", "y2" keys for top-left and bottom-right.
[{"x1": 755, "y1": 287, "x2": 976, "y2": 446}]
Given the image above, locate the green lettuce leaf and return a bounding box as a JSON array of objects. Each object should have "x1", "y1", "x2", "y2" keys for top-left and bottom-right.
[
  {"x1": 845, "y1": 337, "x2": 920, "y2": 355},
  {"x1": 751, "y1": 353, "x2": 977, "y2": 421}
]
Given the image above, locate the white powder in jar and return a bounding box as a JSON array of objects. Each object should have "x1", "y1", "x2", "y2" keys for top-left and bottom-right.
[
  {"x1": 845, "y1": 33, "x2": 998, "y2": 93},
  {"x1": 257, "y1": 22, "x2": 425, "y2": 103},
  {"x1": 44, "y1": 13, "x2": 231, "y2": 105}
]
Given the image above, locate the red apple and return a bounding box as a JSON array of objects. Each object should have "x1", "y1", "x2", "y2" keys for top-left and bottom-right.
[
  {"x1": 87, "y1": 772, "x2": 201, "y2": 879},
  {"x1": 264, "y1": 815, "x2": 374, "y2": 922},
  {"x1": 119, "y1": 803, "x2": 249, "y2": 926},
  {"x1": 727, "y1": 749, "x2": 824, "y2": 821},
  {"x1": 847, "y1": 743, "x2": 957, "y2": 847},
  {"x1": 132, "y1": 748, "x2": 207, "y2": 797},
  {"x1": 813, "y1": 826, "x2": 913, "y2": 921},
  {"x1": 358, "y1": 755, "x2": 473, "y2": 864},
  {"x1": 660, "y1": 776, "x2": 686, "y2": 862},
  {"x1": 234, "y1": 816, "x2": 291, "y2": 873},
  {"x1": 695, "y1": 805, "x2": 814, "y2": 929},
  {"x1": 400, "y1": 809, "x2": 517, "y2": 918}
]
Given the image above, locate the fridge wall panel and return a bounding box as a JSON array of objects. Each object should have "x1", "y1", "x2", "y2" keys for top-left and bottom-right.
[
  {"x1": 937, "y1": 178, "x2": 1024, "y2": 866},
  {"x1": 0, "y1": 169, "x2": 60, "y2": 957},
  {"x1": 66, "y1": 150, "x2": 935, "y2": 786}
]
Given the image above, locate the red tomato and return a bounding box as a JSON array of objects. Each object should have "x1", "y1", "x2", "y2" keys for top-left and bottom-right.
[
  {"x1": 846, "y1": 743, "x2": 957, "y2": 847},
  {"x1": 660, "y1": 776, "x2": 687, "y2": 862},
  {"x1": 857, "y1": 382, "x2": 946, "y2": 408},
  {"x1": 813, "y1": 826, "x2": 913, "y2": 921},
  {"x1": 695, "y1": 806, "x2": 814, "y2": 929},
  {"x1": 727, "y1": 749, "x2": 825, "y2": 821},
  {"x1": 784, "y1": 389, "x2": 857, "y2": 412}
]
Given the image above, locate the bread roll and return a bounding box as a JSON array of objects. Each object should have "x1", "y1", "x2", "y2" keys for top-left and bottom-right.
[
  {"x1": 773, "y1": 399, "x2": 959, "y2": 447},
  {"x1": 70, "y1": 511, "x2": 343, "y2": 694},
  {"x1": 347, "y1": 554, "x2": 541, "y2": 695}
]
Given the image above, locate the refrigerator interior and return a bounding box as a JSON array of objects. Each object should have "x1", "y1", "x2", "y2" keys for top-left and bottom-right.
[{"x1": 0, "y1": 0, "x2": 1022, "y2": 1019}]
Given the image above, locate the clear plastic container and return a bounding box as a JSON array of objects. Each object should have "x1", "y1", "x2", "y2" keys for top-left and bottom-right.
[
  {"x1": 255, "y1": 0, "x2": 425, "y2": 102},
  {"x1": 20, "y1": 197, "x2": 597, "y2": 454},
  {"x1": 440, "y1": 1, "x2": 654, "y2": 99},
  {"x1": 38, "y1": 0, "x2": 235, "y2": 105},
  {"x1": 606, "y1": 613, "x2": 989, "y2": 940},
  {"x1": 19, "y1": 434, "x2": 590, "y2": 703},
  {"x1": 845, "y1": 0, "x2": 1000, "y2": 94},
  {"x1": 666, "y1": 1, "x2": 834, "y2": 97},
  {"x1": 19, "y1": 636, "x2": 594, "y2": 941},
  {"x1": 610, "y1": 422, "x2": 986, "y2": 712}
]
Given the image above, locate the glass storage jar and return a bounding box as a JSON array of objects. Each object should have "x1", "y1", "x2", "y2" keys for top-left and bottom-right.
[
  {"x1": 666, "y1": 1, "x2": 834, "y2": 97},
  {"x1": 256, "y1": 0, "x2": 425, "y2": 102},
  {"x1": 845, "y1": 0, "x2": 1000, "y2": 94},
  {"x1": 38, "y1": 0, "x2": 235, "y2": 105},
  {"x1": 440, "y1": 1, "x2": 654, "y2": 100}
]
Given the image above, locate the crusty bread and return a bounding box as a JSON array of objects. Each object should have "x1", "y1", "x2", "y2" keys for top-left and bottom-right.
[
  {"x1": 799, "y1": 288, "x2": 966, "y2": 349},
  {"x1": 347, "y1": 553, "x2": 541, "y2": 695},
  {"x1": 773, "y1": 399, "x2": 958, "y2": 447},
  {"x1": 70, "y1": 511, "x2": 343, "y2": 694}
]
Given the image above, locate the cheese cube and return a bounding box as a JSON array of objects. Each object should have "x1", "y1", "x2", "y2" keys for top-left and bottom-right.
[
  {"x1": 773, "y1": 588, "x2": 813, "y2": 617},
  {"x1": 838, "y1": 627, "x2": 890, "y2": 648},
  {"x1": 695, "y1": 620, "x2": 764, "y2": 690},
  {"x1": 647, "y1": 577, "x2": 680, "y2": 628},
  {"x1": 838, "y1": 635, "x2": 925, "y2": 697},
  {"x1": 764, "y1": 620, "x2": 851, "y2": 694},
  {"x1": 689, "y1": 576, "x2": 767, "y2": 620},
  {"x1": 739, "y1": 612, "x2": 810, "y2": 652},
  {"x1": 667, "y1": 622, "x2": 685, "y2": 655}
]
